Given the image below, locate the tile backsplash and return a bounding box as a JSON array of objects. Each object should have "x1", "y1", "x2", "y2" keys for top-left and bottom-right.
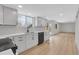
[{"x1": 0, "y1": 25, "x2": 25, "y2": 35}]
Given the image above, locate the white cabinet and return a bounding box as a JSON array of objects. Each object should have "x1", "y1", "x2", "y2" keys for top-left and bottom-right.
[
  {"x1": 26, "y1": 33, "x2": 38, "y2": 50},
  {"x1": 33, "y1": 33, "x2": 38, "y2": 45},
  {"x1": 26, "y1": 33, "x2": 33, "y2": 50},
  {"x1": 36, "y1": 17, "x2": 48, "y2": 27},
  {"x1": 13, "y1": 35, "x2": 26, "y2": 54},
  {"x1": 44, "y1": 32, "x2": 49, "y2": 42},
  {"x1": 11, "y1": 33, "x2": 38, "y2": 54},
  {"x1": 3, "y1": 6, "x2": 17, "y2": 25},
  {"x1": 31, "y1": 33, "x2": 38, "y2": 47},
  {"x1": 0, "y1": 5, "x2": 3, "y2": 24}
]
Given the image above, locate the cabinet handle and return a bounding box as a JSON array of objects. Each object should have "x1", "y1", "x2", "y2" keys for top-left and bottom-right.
[
  {"x1": 18, "y1": 37, "x2": 22, "y2": 38},
  {"x1": 19, "y1": 40, "x2": 23, "y2": 41}
]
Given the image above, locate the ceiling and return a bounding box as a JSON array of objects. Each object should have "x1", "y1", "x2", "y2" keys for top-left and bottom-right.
[{"x1": 3, "y1": 4, "x2": 79, "y2": 23}]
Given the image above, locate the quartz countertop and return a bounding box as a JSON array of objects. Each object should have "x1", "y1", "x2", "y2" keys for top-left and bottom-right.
[
  {"x1": 0, "y1": 32, "x2": 25, "y2": 39},
  {"x1": 0, "y1": 30, "x2": 46, "y2": 39}
]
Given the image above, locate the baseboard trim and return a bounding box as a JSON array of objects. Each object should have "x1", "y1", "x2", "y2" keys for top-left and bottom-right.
[{"x1": 59, "y1": 32, "x2": 75, "y2": 34}]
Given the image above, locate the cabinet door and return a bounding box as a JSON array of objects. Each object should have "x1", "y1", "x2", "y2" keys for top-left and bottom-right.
[
  {"x1": 3, "y1": 6, "x2": 17, "y2": 25},
  {"x1": 15, "y1": 41, "x2": 26, "y2": 53},
  {"x1": 26, "y1": 33, "x2": 33, "y2": 50},
  {"x1": 14, "y1": 35, "x2": 26, "y2": 54},
  {"x1": 26, "y1": 33, "x2": 38, "y2": 50},
  {"x1": 0, "y1": 5, "x2": 3, "y2": 24},
  {"x1": 33, "y1": 33, "x2": 38, "y2": 45},
  {"x1": 44, "y1": 32, "x2": 49, "y2": 41}
]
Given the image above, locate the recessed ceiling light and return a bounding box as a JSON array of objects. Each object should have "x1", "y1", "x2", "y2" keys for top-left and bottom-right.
[{"x1": 18, "y1": 5, "x2": 23, "y2": 8}]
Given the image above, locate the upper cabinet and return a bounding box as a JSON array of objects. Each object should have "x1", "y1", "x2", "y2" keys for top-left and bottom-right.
[
  {"x1": 3, "y1": 6, "x2": 17, "y2": 25},
  {"x1": 0, "y1": 5, "x2": 3, "y2": 24},
  {"x1": 18, "y1": 15, "x2": 33, "y2": 28},
  {"x1": 26, "y1": 16, "x2": 33, "y2": 27},
  {"x1": 0, "y1": 5, "x2": 17, "y2": 25},
  {"x1": 35, "y1": 17, "x2": 48, "y2": 27},
  {"x1": 18, "y1": 15, "x2": 26, "y2": 27}
]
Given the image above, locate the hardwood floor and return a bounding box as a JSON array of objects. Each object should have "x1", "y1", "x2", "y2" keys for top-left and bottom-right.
[{"x1": 20, "y1": 32, "x2": 78, "y2": 55}]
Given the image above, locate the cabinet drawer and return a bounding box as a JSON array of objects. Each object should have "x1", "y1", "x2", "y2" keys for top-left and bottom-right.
[
  {"x1": 14, "y1": 37, "x2": 23, "y2": 42},
  {"x1": 16, "y1": 41, "x2": 26, "y2": 53},
  {"x1": 14, "y1": 35, "x2": 25, "y2": 42},
  {"x1": 34, "y1": 33, "x2": 38, "y2": 39}
]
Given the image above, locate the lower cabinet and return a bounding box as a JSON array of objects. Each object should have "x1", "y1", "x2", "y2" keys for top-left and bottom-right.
[
  {"x1": 15, "y1": 41, "x2": 26, "y2": 53},
  {"x1": 33, "y1": 33, "x2": 38, "y2": 46},
  {"x1": 44, "y1": 32, "x2": 49, "y2": 42},
  {"x1": 13, "y1": 35, "x2": 26, "y2": 54},
  {"x1": 26, "y1": 34, "x2": 33, "y2": 50},
  {"x1": 9, "y1": 32, "x2": 49, "y2": 54},
  {"x1": 26, "y1": 33, "x2": 38, "y2": 50},
  {"x1": 12, "y1": 33, "x2": 38, "y2": 54}
]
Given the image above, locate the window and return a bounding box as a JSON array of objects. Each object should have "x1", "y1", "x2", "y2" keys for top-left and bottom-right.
[
  {"x1": 26, "y1": 16, "x2": 33, "y2": 27},
  {"x1": 18, "y1": 15, "x2": 26, "y2": 27},
  {"x1": 18, "y1": 15, "x2": 33, "y2": 28}
]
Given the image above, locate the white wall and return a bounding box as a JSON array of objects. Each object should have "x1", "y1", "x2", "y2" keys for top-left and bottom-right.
[
  {"x1": 48, "y1": 20, "x2": 60, "y2": 35},
  {"x1": 59, "y1": 23, "x2": 75, "y2": 32},
  {"x1": 75, "y1": 9, "x2": 79, "y2": 53}
]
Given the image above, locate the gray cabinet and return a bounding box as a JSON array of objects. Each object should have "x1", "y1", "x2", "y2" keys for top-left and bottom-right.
[
  {"x1": 0, "y1": 5, "x2": 3, "y2": 24},
  {"x1": 3, "y1": 6, "x2": 17, "y2": 25}
]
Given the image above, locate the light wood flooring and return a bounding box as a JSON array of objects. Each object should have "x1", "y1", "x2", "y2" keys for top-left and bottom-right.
[{"x1": 20, "y1": 32, "x2": 78, "y2": 55}]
